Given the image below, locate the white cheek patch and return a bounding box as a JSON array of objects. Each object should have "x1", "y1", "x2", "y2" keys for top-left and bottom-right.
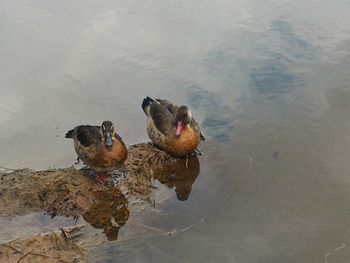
[{"x1": 188, "y1": 110, "x2": 193, "y2": 120}]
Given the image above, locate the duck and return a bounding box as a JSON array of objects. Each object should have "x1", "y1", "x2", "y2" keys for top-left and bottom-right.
[
  {"x1": 65, "y1": 121, "x2": 128, "y2": 183},
  {"x1": 141, "y1": 97, "x2": 205, "y2": 157}
]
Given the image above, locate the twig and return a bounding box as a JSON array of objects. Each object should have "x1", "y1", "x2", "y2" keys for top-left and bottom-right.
[
  {"x1": 334, "y1": 243, "x2": 346, "y2": 251},
  {"x1": 178, "y1": 224, "x2": 195, "y2": 233},
  {"x1": 60, "y1": 228, "x2": 69, "y2": 240},
  {"x1": 133, "y1": 222, "x2": 165, "y2": 233},
  {"x1": 16, "y1": 251, "x2": 49, "y2": 263},
  {"x1": 1, "y1": 244, "x2": 23, "y2": 254},
  {"x1": 50, "y1": 231, "x2": 61, "y2": 251},
  {"x1": 324, "y1": 243, "x2": 346, "y2": 263},
  {"x1": 29, "y1": 252, "x2": 49, "y2": 258},
  {"x1": 17, "y1": 252, "x2": 31, "y2": 263},
  {"x1": 174, "y1": 219, "x2": 203, "y2": 235}
]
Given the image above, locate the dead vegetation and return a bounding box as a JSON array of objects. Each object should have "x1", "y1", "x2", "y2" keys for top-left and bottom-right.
[
  {"x1": 125, "y1": 143, "x2": 200, "y2": 200},
  {"x1": 0, "y1": 143, "x2": 201, "y2": 262},
  {"x1": 0, "y1": 225, "x2": 86, "y2": 263}
]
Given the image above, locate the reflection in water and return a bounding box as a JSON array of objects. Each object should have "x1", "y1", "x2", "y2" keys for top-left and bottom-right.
[
  {"x1": 250, "y1": 60, "x2": 299, "y2": 95},
  {"x1": 250, "y1": 19, "x2": 316, "y2": 96},
  {"x1": 126, "y1": 143, "x2": 201, "y2": 202},
  {"x1": 76, "y1": 152, "x2": 200, "y2": 240},
  {"x1": 270, "y1": 20, "x2": 315, "y2": 60},
  {"x1": 0, "y1": 146, "x2": 200, "y2": 244},
  {"x1": 82, "y1": 189, "x2": 129, "y2": 241},
  {"x1": 0, "y1": 168, "x2": 131, "y2": 242},
  {"x1": 2, "y1": 0, "x2": 350, "y2": 261},
  {"x1": 153, "y1": 155, "x2": 200, "y2": 201}
]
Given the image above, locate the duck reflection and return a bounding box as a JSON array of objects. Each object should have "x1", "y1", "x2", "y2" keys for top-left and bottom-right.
[
  {"x1": 81, "y1": 189, "x2": 129, "y2": 241},
  {"x1": 0, "y1": 148, "x2": 200, "y2": 243},
  {"x1": 151, "y1": 155, "x2": 200, "y2": 201}
]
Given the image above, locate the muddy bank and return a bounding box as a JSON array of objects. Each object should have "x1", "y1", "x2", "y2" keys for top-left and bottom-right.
[
  {"x1": 0, "y1": 226, "x2": 86, "y2": 263},
  {"x1": 0, "y1": 143, "x2": 201, "y2": 262},
  {"x1": 0, "y1": 143, "x2": 200, "y2": 216}
]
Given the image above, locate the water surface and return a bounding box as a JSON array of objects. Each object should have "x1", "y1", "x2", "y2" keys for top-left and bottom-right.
[{"x1": 1, "y1": 0, "x2": 350, "y2": 262}]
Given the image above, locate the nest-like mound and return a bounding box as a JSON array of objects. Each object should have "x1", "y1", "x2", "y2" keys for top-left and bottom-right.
[
  {"x1": 120, "y1": 143, "x2": 175, "y2": 197},
  {"x1": 126, "y1": 143, "x2": 174, "y2": 173},
  {"x1": 0, "y1": 168, "x2": 108, "y2": 217},
  {"x1": 0, "y1": 143, "x2": 199, "y2": 216},
  {"x1": 0, "y1": 143, "x2": 201, "y2": 262},
  {"x1": 124, "y1": 143, "x2": 200, "y2": 200}
]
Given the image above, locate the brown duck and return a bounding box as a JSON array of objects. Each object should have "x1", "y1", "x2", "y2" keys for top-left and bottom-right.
[
  {"x1": 65, "y1": 121, "x2": 128, "y2": 182},
  {"x1": 142, "y1": 97, "x2": 205, "y2": 157}
]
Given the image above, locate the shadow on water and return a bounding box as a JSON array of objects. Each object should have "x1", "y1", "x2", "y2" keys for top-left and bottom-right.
[
  {"x1": 187, "y1": 85, "x2": 236, "y2": 142},
  {"x1": 250, "y1": 59, "x2": 301, "y2": 95},
  {"x1": 250, "y1": 20, "x2": 316, "y2": 97},
  {"x1": 270, "y1": 20, "x2": 315, "y2": 60}
]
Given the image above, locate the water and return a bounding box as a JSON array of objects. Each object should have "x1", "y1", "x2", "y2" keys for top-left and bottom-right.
[{"x1": 1, "y1": 0, "x2": 350, "y2": 262}]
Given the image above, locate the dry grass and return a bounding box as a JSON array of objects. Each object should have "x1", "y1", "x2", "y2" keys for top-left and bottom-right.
[
  {"x1": 0, "y1": 143, "x2": 200, "y2": 262},
  {"x1": 0, "y1": 225, "x2": 86, "y2": 263}
]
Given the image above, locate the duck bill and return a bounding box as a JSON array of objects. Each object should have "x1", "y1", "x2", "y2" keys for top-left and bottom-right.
[
  {"x1": 104, "y1": 132, "x2": 113, "y2": 146},
  {"x1": 175, "y1": 122, "x2": 184, "y2": 137}
]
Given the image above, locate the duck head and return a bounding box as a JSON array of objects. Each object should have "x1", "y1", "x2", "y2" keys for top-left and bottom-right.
[
  {"x1": 101, "y1": 121, "x2": 115, "y2": 147},
  {"x1": 175, "y1": 106, "x2": 192, "y2": 137}
]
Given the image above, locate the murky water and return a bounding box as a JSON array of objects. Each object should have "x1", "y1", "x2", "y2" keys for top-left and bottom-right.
[{"x1": 1, "y1": 0, "x2": 350, "y2": 262}]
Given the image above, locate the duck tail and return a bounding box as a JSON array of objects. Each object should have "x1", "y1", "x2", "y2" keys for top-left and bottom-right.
[
  {"x1": 65, "y1": 129, "x2": 75, "y2": 138},
  {"x1": 200, "y1": 132, "x2": 206, "y2": 141},
  {"x1": 142, "y1": 96, "x2": 155, "y2": 115}
]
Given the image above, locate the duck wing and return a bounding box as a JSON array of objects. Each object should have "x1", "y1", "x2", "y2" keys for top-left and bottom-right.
[
  {"x1": 155, "y1": 99, "x2": 178, "y2": 116},
  {"x1": 66, "y1": 125, "x2": 101, "y2": 147},
  {"x1": 190, "y1": 119, "x2": 206, "y2": 141},
  {"x1": 150, "y1": 103, "x2": 175, "y2": 136},
  {"x1": 155, "y1": 98, "x2": 206, "y2": 140}
]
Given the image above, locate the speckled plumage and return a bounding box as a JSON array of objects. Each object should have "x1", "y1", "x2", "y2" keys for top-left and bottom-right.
[
  {"x1": 66, "y1": 123, "x2": 127, "y2": 172},
  {"x1": 142, "y1": 97, "x2": 204, "y2": 157}
]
